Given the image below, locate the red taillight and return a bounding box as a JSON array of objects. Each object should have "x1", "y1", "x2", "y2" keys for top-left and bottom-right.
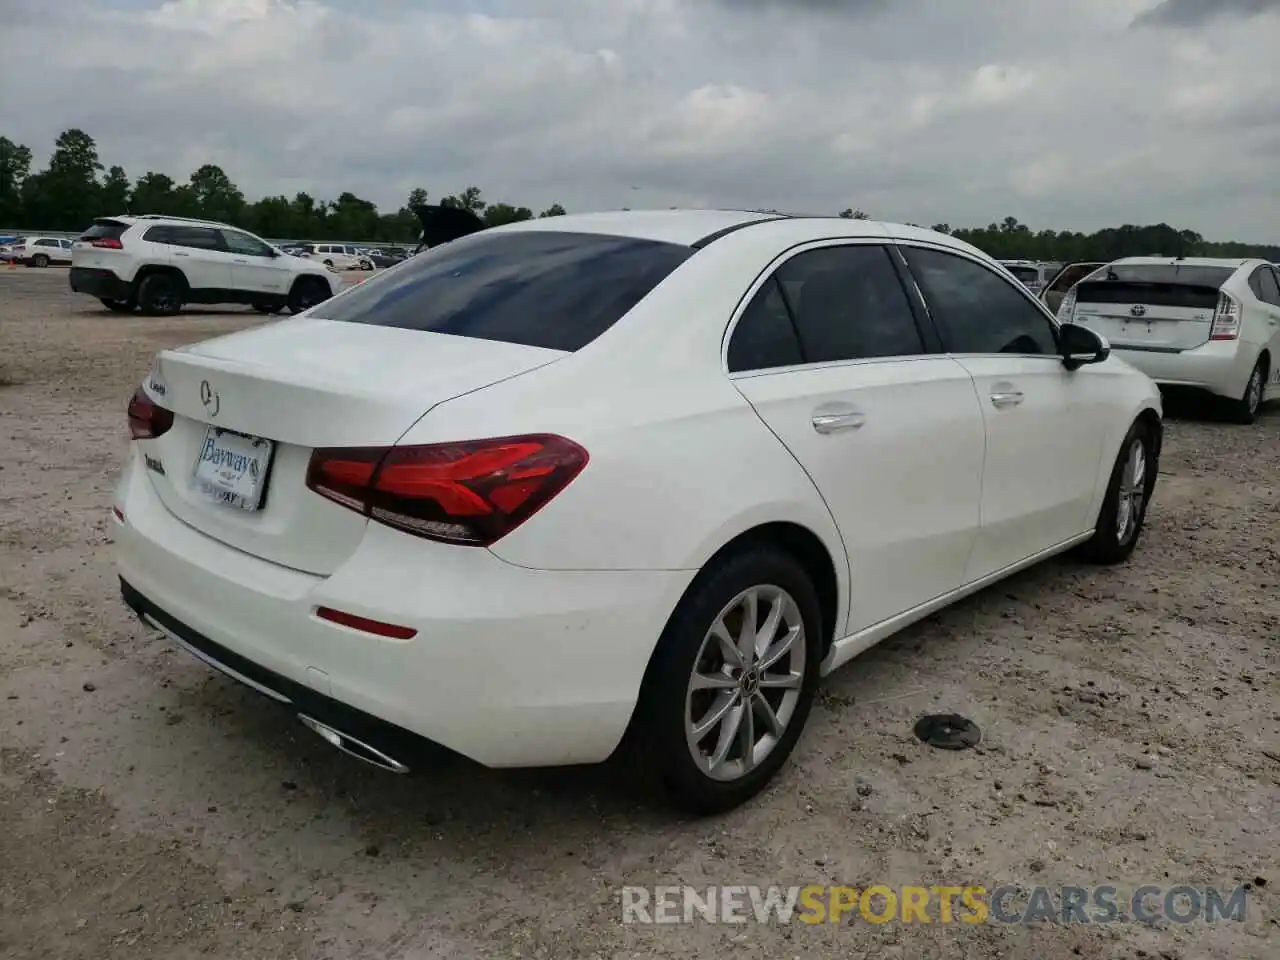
[
  {"x1": 1209, "y1": 292, "x2": 1241, "y2": 341},
  {"x1": 127, "y1": 385, "x2": 174, "y2": 440},
  {"x1": 305, "y1": 434, "x2": 589, "y2": 546},
  {"x1": 91, "y1": 238, "x2": 123, "y2": 249}
]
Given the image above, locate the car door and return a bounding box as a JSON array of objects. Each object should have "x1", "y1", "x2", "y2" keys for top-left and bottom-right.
[
  {"x1": 166, "y1": 226, "x2": 234, "y2": 292},
  {"x1": 728, "y1": 242, "x2": 987, "y2": 633},
  {"x1": 58, "y1": 238, "x2": 74, "y2": 263},
  {"x1": 219, "y1": 228, "x2": 291, "y2": 296},
  {"x1": 1249, "y1": 265, "x2": 1280, "y2": 397},
  {"x1": 898, "y1": 243, "x2": 1111, "y2": 583}
]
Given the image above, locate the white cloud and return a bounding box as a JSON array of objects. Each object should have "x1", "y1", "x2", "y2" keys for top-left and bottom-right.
[{"x1": 0, "y1": 0, "x2": 1276, "y2": 240}]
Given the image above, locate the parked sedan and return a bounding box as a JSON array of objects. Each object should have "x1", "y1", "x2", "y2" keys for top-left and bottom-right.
[{"x1": 114, "y1": 209, "x2": 1162, "y2": 813}]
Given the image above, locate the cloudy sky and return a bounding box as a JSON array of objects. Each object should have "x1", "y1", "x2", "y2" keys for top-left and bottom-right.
[{"x1": 3, "y1": 0, "x2": 1278, "y2": 240}]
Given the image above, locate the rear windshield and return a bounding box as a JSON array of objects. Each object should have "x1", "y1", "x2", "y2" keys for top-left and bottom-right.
[
  {"x1": 80, "y1": 220, "x2": 129, "y2": 242},
  {"x1": 1089, "y1": 264, "x2": 1234, "y2": 287},
  {"x1": 321, "y1": 230, "x2": 696, "y2": 352},
  {"x1": 1075, "y1": 263, "x2": 1234, "y2": 309}
]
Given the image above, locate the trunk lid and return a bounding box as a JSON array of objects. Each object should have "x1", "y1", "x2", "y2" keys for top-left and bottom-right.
[
  {"x1": 141, "y1": 317, "x2": 566, "y2": 574},
  {"x1": 1070, "y1": 280, "x2": 1220, "y2": 351}
]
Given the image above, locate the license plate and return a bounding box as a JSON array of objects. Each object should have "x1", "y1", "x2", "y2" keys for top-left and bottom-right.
[{"x1": 192, "y1": 427, "x2": 274, "y2": 512}]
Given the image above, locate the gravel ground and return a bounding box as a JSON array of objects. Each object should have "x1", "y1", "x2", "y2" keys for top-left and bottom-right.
[{"x1": 0, "y1": 266, "x2": 1277, "y2": 960}]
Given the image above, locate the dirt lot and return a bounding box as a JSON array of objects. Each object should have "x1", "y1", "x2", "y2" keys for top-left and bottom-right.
[{"x1": 0, "y1": 266, "x2": 1276, "y2": 960}]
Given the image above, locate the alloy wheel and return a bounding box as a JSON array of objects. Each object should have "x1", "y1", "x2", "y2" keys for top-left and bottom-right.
[
  {"x1": 1115, "y1": 438, "x2": 1147, "y2": 544},
  {"x1": 684, "y1": 584, "x2": 806, "y2": 782}
]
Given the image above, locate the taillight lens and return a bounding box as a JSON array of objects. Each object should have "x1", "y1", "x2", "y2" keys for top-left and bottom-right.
[
  {"x1": 306, "y1": 434, "x2": 589, "y2": 546},
  {"x1": 127, "y1": 386, "x2": 174, "y2": 440},
  {"x1": 91, "y1": 237, "x2": 123, "y2": 249},
  {"x1": 1209, "y1": 292, "x2": 1241, "y2": 341}
]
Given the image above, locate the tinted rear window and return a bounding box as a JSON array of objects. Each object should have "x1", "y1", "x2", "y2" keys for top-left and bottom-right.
[
  {"x1": 321, "y1": 230, "x2": 696, "y2": 351},
  {"x1": 80, "y1": 220, "x2": 128, "y2": 241},
  {"x1": 1075, "y1": 282, "x2": 1221, "y2": 309},
  {"x1": 1089, "y1": 264, "x2": 1235, "y2": 287}
]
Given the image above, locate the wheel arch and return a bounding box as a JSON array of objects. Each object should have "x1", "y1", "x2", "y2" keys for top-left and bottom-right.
[{"x1": 131, "y1": 263, "x2": 188, "y2": 294}]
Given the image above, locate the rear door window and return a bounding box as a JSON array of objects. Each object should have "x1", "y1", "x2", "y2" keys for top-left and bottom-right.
[
  {"x1": 774, "y1": 245, "x2": 926, "y2": 363},
  {"x1": 168, "y1": 227, "x2": 224, "y2": 251},
  {"x1": 321, "y1": 230, "x2": 695, "y2": 352},
  {"x1": 727, "y1": 278, "x2": 803, "y2": 372}
]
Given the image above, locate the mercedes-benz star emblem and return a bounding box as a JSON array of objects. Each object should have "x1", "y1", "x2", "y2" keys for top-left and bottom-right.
[
  {"x1": 199, "y1": 379, "x2": 220, "y2": 417},
  {"x1": 1130, "y1": 304, "x2": 1147, "y2": 318}
]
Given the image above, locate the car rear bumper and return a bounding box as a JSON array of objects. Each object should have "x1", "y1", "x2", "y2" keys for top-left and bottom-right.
[
  {"x1": 70, "y1": 267, "x2": 132, "y2": 300},
  {"x1": 1111, "y1": 342, "x2": 1256, "y2": 400},
  {"x1": 113, "y1": 450, "x2": 692, "y2": 768}
]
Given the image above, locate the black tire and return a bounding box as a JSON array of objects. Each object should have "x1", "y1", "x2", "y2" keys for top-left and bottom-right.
[
  {"x1": 287, "y1": 276, "x2": 331, "y2": 314},
  {"x1": 32, "y1": 254, "x2": 49, "y2": 268},
  {"x1": 1229, "y1": 356, "x2": 1267, "y2": 425},
  {"x1": 99, "y1": 298, "x2": 135, "y2": 313},
  {"x1": 1077, "y1": 419, "x2": 1157, "y2": 565},
  {"x1": 323, "y1": 259, "x2": 334, "y2": 268},
  {"x1": 628, "y1": 547, "x2": 823, "y2": 815},
  {"x1": 135, "y1": 272, "x2": 185, "y2": 316},
  {"x1": 360, "y1": 259, "x2": 373, "y2": 271}
]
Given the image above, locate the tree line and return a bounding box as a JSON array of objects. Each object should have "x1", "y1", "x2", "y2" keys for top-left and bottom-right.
[{"x1": 1, "y1": 128, "x2": 1276, "y2": 262}]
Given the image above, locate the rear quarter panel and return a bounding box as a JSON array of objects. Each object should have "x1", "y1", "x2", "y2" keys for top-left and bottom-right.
[{"x1": 398, "y1": 361, "x2": 847, "y2": 581}]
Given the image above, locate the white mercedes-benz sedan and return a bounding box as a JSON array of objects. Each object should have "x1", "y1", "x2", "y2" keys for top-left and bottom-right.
[{"x1": 114, "y1": 208, "x2": 1163, "y2": 813}]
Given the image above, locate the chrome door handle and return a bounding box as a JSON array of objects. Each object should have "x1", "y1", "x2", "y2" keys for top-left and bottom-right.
[
  {"x1": 233, "y1": 258, "x2": 249, "y2": 264},
  {"x1": 172, "y1": 252, "x2": 189, "y2": 257},
  {"x1": 989, "y1": 391, "x2": 1024, "y2": 408},
  {"x1": 811, "y1": 412, "x2": 865, "y2": 434}
]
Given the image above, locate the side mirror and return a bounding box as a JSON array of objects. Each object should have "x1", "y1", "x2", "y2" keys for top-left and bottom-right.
[
  {"x1": 1060, "y1": 322, "x2": 1109, "y2": 370},
  {"x1": 267, "y1": 248, "x2": 280, "y2": 258}
]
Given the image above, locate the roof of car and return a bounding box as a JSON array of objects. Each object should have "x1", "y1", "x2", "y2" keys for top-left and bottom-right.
[
  {"x1": 487, "y1": 209, "x2": 787, "y2": 246},
  {"x1": 484, "y1": 208, "x2": 983, "y2": 251}
]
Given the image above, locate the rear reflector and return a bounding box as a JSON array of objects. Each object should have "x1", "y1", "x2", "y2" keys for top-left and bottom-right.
[
  {"x1": 127, "y1": 385, "x2": 174, "y2": 440},
  {"x1": 314, "y1": 606, "x2": 417, "y2": 640},
  {"x1": 91, "y1": 238, "x2": 124, "y2": 249},
  {"x1": 306, "y1": 434, "x2": 589, "y2": 546},
  {"x1": 112, "y1": 505, "x2": 124, "y2": 521}
]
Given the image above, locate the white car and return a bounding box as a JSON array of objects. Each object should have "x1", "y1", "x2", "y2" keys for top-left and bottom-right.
[
  {"x1": 113, "y1": 209, "x2": 1163, "y2": 813},
  {"x1": 298, "y1": 243, "x2": 374, "y2": 271},
  {"x1": 1057, "y1": 257, "x2": 1280, "y2": 423},
  {"x1": 6, "y1": 235, "x2": 74, "y2": 266},
  {"x1": 70, "y1": 215, "x2": 343, "y2": 316}
]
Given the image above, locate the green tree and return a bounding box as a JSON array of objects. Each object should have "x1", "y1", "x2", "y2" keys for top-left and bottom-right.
[
  {"x1": 538, "y1": 203, "x2": 567, "y2": 218},
  {"x1": 100, "y1": 165, "x2": 130, "y2": 213},
  {"x1": 483, "y1": 203, "x2": 534, "y2": 227},
  {"x1": 0, "y1": 136, "x2": 32, "y2": 225},
  {"x1": 188, "y1": 164, "x2": 244, "y2": 224},
  {"x1": 23, "y1": 128, "x2": 103, "y2": 230},
  {"x1": 441, "y1": 186, "x2": 485, "y2": 213},
  {"x1": 838, "y1": 208, "x2": 869, "y2": 219}
]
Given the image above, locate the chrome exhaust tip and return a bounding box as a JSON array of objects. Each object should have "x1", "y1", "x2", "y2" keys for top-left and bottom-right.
[{"x1": 297, "y1": 714, "x2": 411, "y2": 774}]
